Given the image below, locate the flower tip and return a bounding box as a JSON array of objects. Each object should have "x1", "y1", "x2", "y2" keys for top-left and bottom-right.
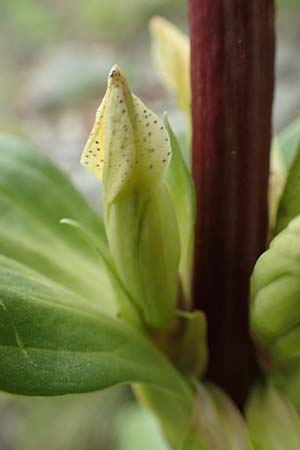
[
  {"x1": 149, "y1": 16, "x2": 165, "y2": 31},
  {"x1": 108, "y1": 64, "x2": 125, "y2": 86}
]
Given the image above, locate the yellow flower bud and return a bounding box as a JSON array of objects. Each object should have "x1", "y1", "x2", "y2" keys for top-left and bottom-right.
[{"x1": 81, "y1": 65, "x2": 180, "y2": 328}]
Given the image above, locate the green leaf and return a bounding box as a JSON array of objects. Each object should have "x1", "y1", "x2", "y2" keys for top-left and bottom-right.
[
  {"x1": 246, "y1": 383, "x2": 300, "y2": 450},
  {"x1": 138, "y1": 183, "x2": 180, "y2": 327},
  {"x1": 271, "y1": 118, "x2": 300, "y2": 175},
  {"x1": 275, "y1": 145, "x2": 300, "y2": 234},
  {"x1": 164, "y1": 114, "x2": 196, "y2": 305},
  {"x1": 269, "y1": 120, "x2": 300, "y2": 232},
  {"x1": 0, "y1": 260, "x2": 192, "y2": 400},
  {"x1": 0, "y1": 134, "x2": 116, "y2": 313}
]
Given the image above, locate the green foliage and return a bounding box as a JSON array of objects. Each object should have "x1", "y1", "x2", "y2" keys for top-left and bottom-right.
[
  {"x1": 0, "y1": 257, "x2": 188, "y2": 396},
  {"x1": 0, "y1": 135, "x2": 120, "y2": 312},
  {"x1": 0, "y1": 124, "x2": 202, "y2": 450},
  {"x1": 275, "y1": 145, "x2": 300, "y2": 234},
  {"x1": 0, "y1": 134, "x2": 193, "y2": 405},
  {"x1": 164, "y1": 114, "x2": 195, "y2": 305}
]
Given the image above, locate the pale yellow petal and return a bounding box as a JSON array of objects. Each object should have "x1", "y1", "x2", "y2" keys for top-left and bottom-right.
[{"x1": 150, "y1": 16, "x2": 190, "y2": 116}]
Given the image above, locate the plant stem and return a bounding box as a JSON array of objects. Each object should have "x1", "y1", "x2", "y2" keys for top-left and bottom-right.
[{"x1": 189, "y1": 0, "x2": 275, "y2": 407}]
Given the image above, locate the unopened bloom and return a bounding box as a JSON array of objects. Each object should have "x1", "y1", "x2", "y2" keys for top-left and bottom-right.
[{"x1": 81, "y1": 65, "x2": 180, "y2": 328}]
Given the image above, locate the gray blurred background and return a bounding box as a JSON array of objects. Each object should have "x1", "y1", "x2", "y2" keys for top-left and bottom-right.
[{"x1": 0, "y1": 0, "x2": 299, "y2": 449}]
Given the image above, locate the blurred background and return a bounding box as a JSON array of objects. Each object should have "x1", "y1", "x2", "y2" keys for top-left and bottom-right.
[{"x1": 0, "y1": 0, "x2": 299, "y2": 449}]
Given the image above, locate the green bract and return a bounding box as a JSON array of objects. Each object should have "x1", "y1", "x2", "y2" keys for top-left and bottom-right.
[{"x1": 164, "y1": 114, "x2": 195, "y2": 305}]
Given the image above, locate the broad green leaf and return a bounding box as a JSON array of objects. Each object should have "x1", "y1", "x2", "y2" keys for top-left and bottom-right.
[
  {"x1": 0, "y1": 134, "x2": 116, "y2": 313},
  {"x1": 275, "y1": 145, "x2": 300, "y2": 234},
  {"x1": 0, "y1": 261, "x2": 192, "y2": 402},
  {"x1": 164, "y1": 114, "x2": 195, "y2": 305},
  {"x1": 246, "y1": 383, "x2": 300, "y2": 450}
]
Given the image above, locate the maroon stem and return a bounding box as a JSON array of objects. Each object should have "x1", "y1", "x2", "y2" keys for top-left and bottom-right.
[{"x1": 189, "y1": 1, "x2": 275, "y2": 407}]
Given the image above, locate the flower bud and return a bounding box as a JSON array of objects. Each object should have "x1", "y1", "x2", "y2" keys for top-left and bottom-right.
[
  {"x1": 81, "y1": 65, "x2": 180, "y2": 328},
  {"x1": 149, "y1": 17, "x2": 190, "y2": 121},
  {"x1": 251, "y1": 215, "x2": 300, "y2": 366}
]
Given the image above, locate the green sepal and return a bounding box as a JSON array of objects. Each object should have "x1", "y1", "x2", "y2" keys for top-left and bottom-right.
[
  {"x1": 164, "y1": 114, "x2": 196, "y2": 306},
  {"x1": 138, "y1": 183, "x2": 180, "y2": 327},
  {"x1": 60, "y1": 218, "x2": 141, "y2": 327},
  {"x1": 106, "y1": 182, "x2": 180, "y2": 329},
  {"x1": 176, "y1": 310, "x2": 208, "y2": 378}
]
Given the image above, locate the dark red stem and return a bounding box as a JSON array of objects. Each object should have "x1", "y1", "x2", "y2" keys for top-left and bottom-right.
[{"x1": 189, "y1": 0, "x2": 275, "y2": 407}]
